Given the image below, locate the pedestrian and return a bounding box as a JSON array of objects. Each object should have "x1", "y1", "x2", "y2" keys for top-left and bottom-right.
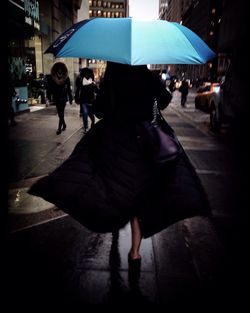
[
  {"x1": 179, "y1": 79, "x2": 189, "y2": 107},
  {"x1": 168, "y1": 78, "x2": 176, "y2": 93},
  {"x1": 29, "y1": 62, "x2": 210, "y2": 271},
  {"x1": 8, "y1": 77, "x2": 17, "y2": 127},
  {"x1": 75, "y1": 67, "x2": 99, "y2": 133},
  {"x1": 46, "y1": 62, "x2": 73, "y2": 135},
  {"x1": 36, "y1": 73, "x2": 46, "y2": 104}
]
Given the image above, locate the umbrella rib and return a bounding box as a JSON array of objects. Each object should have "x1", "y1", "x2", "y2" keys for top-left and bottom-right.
[{"x1": 171, "y1": 22, "x2": 215, "y2": 63}]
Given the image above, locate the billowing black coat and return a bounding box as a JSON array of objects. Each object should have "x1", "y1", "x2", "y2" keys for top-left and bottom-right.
[{"x1": 29, "y1": 64, "x2": 210, "y2": 237}]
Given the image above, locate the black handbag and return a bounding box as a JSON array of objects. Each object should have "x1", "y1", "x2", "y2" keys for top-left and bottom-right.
[{"x1": 137, "y1": 99, "x2": 182, "y2": 163}]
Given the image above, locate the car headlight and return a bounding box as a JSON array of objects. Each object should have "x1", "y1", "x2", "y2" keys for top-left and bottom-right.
[{"x1": 213, "y1": 86, "x2": 220, "y2": 93}]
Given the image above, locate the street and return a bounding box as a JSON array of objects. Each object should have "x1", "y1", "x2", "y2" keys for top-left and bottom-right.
[{"x1": 7, "y1": 90, "x2": 248, "y2": 308}]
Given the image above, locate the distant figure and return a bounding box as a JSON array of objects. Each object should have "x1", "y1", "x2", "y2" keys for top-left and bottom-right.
[
  {"x1": 179, "y1": 80, "x2": 189, "y2": 107},
  {"x1": 46, "y1": 62, "x2": 73, "y2": 135},
  {"x1": 168, "y1": 78, "x2": 176, "y2": 93},
  {"x1": 36, "y1": 73, "x2": 46, "y2": 104},
  {"x1": 8, "y1": 78, "x2": 17, "y2": 127},
  {"x1": 75, "y1": 67, "x2": 99, "y2": 133}
]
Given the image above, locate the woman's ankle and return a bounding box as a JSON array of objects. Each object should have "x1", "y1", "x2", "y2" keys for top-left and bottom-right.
[{"x1": 129, "y1": 250, "x2": 141, "y2": 260}]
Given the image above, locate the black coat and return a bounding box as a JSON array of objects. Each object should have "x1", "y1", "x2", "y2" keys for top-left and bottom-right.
[
  {"x1": 29, "y1": 67, "x2": 210, "y2": 238},
  {"x1": 28, "y1": 118, "x2": 210, "y2": 237},
  {"x1": 46, "y1": 76, "x2": 73, "y2": 104},
  {"x1": 75, "y1": 76, "x2": 99, "y2": 104}
]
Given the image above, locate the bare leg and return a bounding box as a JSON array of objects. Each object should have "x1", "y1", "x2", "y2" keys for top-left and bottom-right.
[{"x1": 130, "y1": 217, "x2": 142, "y2": 260}]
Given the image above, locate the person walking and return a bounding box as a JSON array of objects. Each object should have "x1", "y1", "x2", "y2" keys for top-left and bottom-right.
[
  {"x1": 8, "y1": 81, "x2": 17, "y2": 127},
  {"x1": 46, "y1": 62, "x2": 73, "y2": 135},
  {"x1": 179, "y1": 79, "x2": 189, "y2": 107},
  {"x1": 29, "y1": 62, "x2": 210, "y2": 270},
  {"x1": 75, "y1": 67, "x2": 98, "y2": 133},
  {"x1": 168, "y1": 78, "x2": 176, "y2": 93}
]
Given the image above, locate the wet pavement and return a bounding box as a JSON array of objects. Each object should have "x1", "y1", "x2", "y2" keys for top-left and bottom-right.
[{"x1": 7, "y1": 93, "x2": 248, "y2": 309}]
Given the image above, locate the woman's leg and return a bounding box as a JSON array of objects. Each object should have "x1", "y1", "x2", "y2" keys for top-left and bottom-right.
[
  {"x1": 181, "y1": 94, "x2": 187, "y2": 107},
  {"x1": 130, "y1": 217, "x2": 142, "y2": 260},
  {"x1": 56, "y1": 102, "x2": 66, "y2": 134},
  {"x1": 81, "y1": 103, "x2": 89, "y2": 132},
  {"x1": 88, "y1": 106, "x2": 95, "y2": 127}
]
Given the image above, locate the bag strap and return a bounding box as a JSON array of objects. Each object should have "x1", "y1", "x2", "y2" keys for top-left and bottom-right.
[
  {"x1": 152, "y1": 99, "x2": 159, "y2": 125},
  {"x1": 153, "y1": 98, "x2": 176, "y2": 135}
]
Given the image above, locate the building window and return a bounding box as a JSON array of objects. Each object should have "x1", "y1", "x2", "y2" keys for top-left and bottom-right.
[
  {"x1": 103, "y1": 1, "x2": 107, "y2": 7},
  {"x1": 97, "y1": 10, "x2": 102, "y2": 16},
  {"x1": 98, "y1": 1, "x2": 102, "y2": 6},
  {"x1": 107, "y1": 11, "x2": 111, "y2": 17},
  {"x1": 89, "y1": 0, "x2": 92, "y2": 6},
  {"x1": 89, "y1": 10, "x2": 93, "y2": 16},
  {"x1": 103, "y1": 11, "x2": 107, "y2": 17}
]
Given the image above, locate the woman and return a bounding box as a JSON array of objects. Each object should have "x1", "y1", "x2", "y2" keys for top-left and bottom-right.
[
  {"x1": 179, "y1": 80, "x2": 189, "y2": 107},
  {"x1": 75, "y1": 67, "x2": 99, "y2": 133},
  {"x1": 29, "y1": 62, "x2": 210, "y2": 264},
  {"x1": 46, "y1": 62, "x2": 73, "y2": 135}
]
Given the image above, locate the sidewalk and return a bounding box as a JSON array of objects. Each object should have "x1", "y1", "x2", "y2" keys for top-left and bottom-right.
[{"x1": 7, "y1": 98, "x2": 247, "y2": 309}]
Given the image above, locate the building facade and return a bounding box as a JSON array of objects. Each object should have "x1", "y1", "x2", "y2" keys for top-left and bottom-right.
[
  {"x1": 89, "y1": 0, "x2": 128, "y2": 18},
  {"x1": 8, "y1": 0, "x2": 82, "y2": 112}
]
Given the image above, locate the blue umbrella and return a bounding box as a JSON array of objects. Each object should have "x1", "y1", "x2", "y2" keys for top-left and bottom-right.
[{"x1": 45, "y1": 17, "x2": 215, "y2": 65}]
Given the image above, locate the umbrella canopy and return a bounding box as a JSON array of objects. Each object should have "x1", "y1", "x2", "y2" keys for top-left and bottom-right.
[{"x1": 45, "y1": 17, "x2": 216, "y2": 65}]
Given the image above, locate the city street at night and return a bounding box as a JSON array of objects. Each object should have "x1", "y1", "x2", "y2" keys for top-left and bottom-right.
[
  {"x1": 7, "y1": 91, "x2": 248, "y2": 309},
  {"x1": 8, "y1": 0, "x2": 248, "y2": 309}
]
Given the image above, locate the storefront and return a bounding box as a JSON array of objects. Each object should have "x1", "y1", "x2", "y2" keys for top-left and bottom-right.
[{"x1": 8, "y1": 0, "x2": 43, "y2": 112}]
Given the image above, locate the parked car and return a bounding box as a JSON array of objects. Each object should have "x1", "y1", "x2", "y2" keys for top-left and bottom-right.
[{"x1": 195, "y1": 82, "x2": 222, "y2": 131}]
